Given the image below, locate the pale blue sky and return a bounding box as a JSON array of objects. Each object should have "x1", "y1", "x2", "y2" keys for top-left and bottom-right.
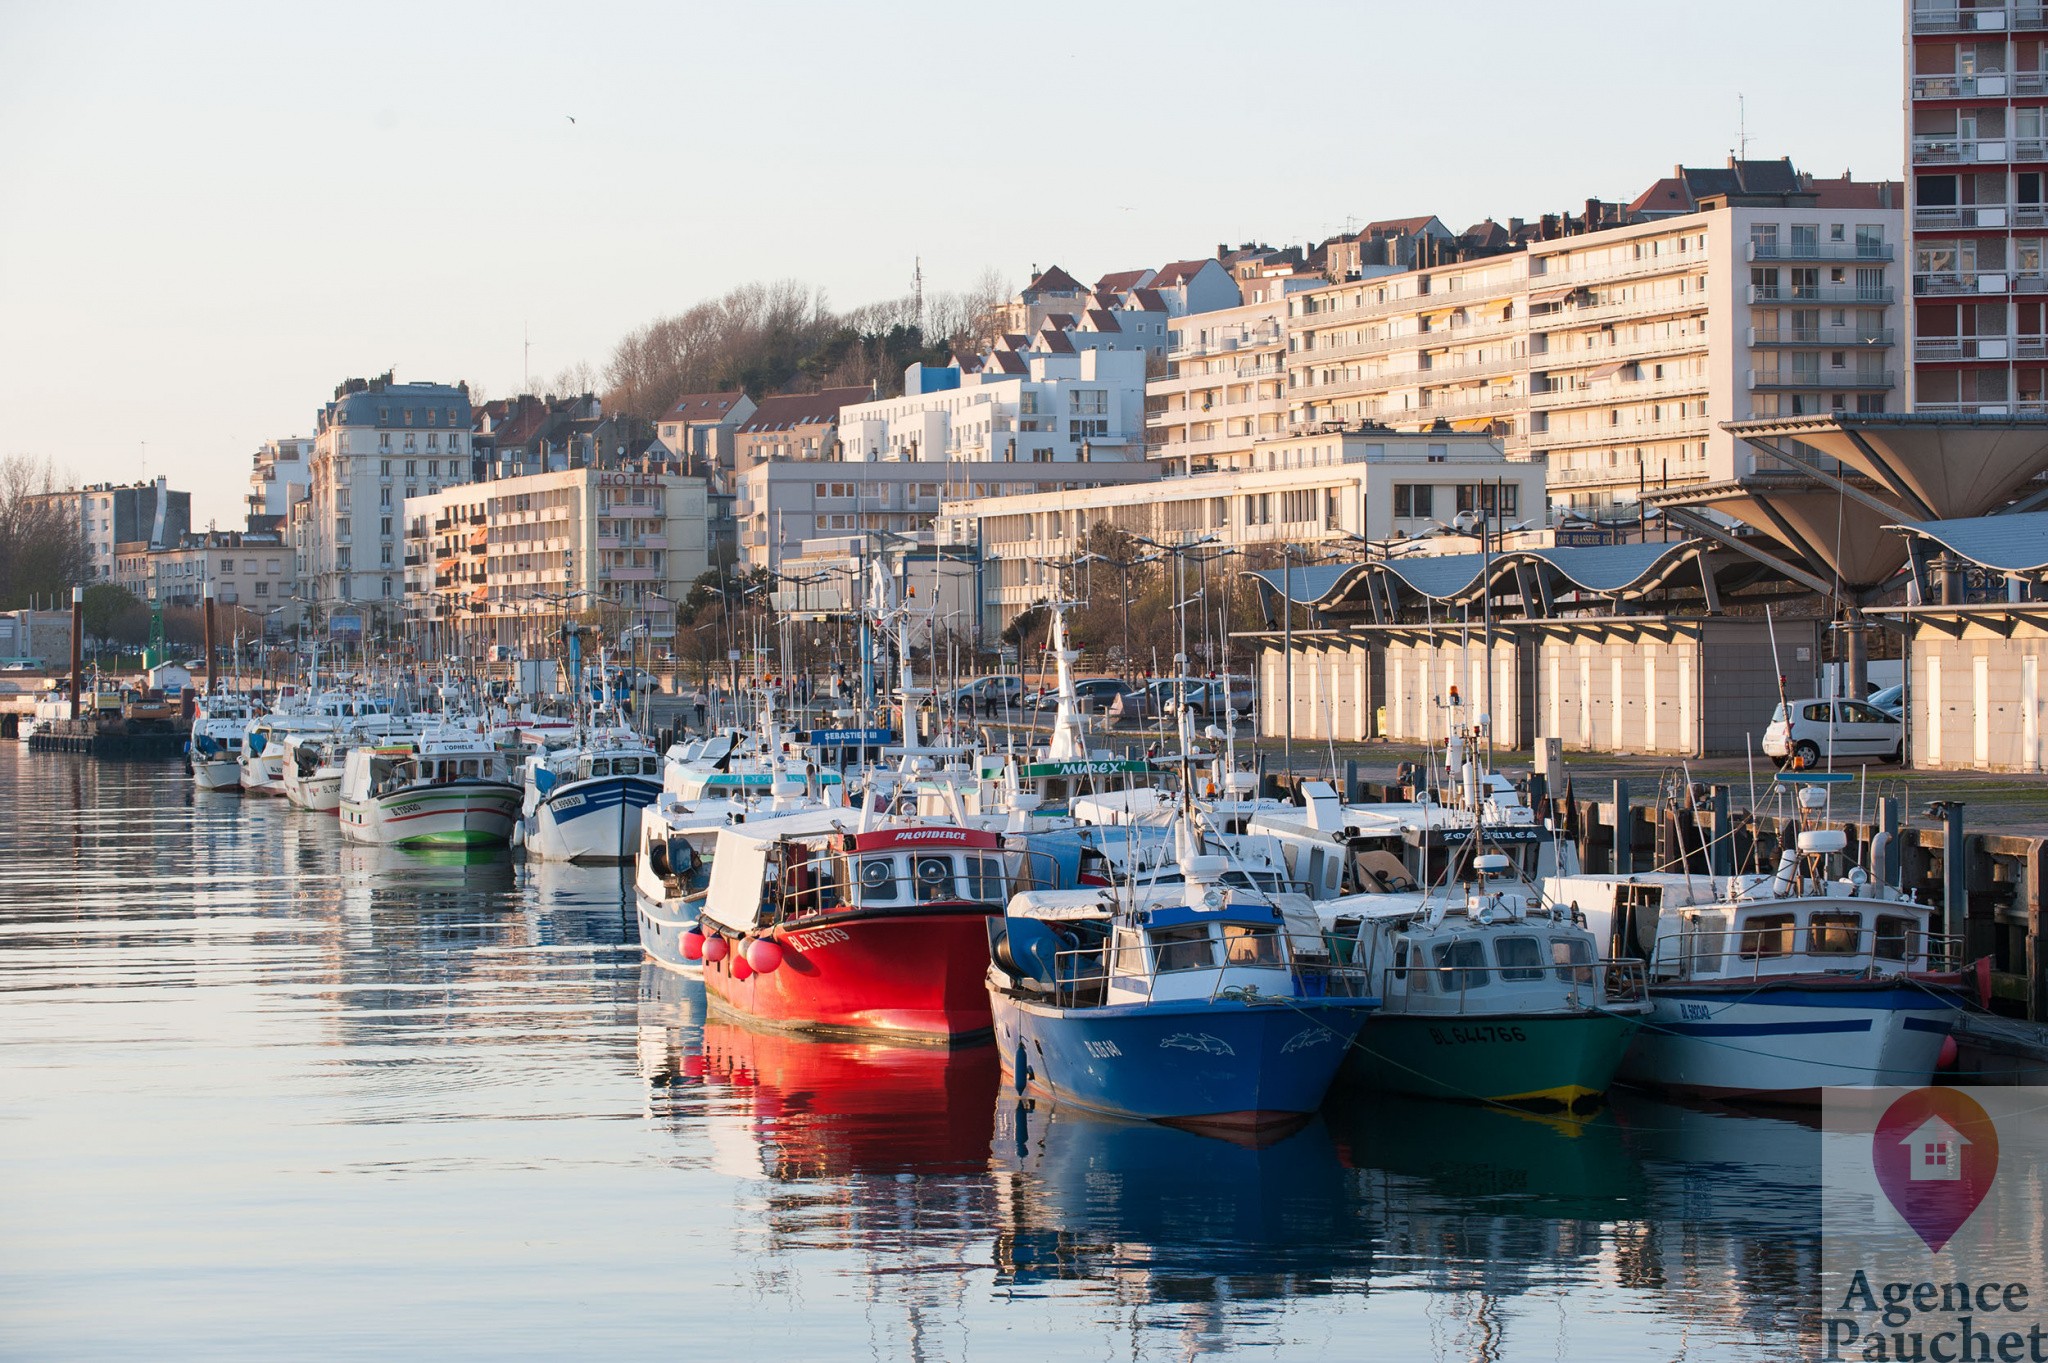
[{"x1": 0, "y1": 0, "x2": 1902, "y2": 528}]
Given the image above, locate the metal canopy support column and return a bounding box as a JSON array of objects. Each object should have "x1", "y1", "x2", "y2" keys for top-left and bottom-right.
[
  {"x1": 1695, "y1": 547, "x2": 1721, "y2": 614},
  {"x1": 1840, "y1": 429, "x2": 1940, "y2": 521}
]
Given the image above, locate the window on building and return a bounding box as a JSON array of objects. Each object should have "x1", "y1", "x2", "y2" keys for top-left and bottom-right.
[{"x1": 1393, "y1": 484, "x2": 1434, "y2": 518}]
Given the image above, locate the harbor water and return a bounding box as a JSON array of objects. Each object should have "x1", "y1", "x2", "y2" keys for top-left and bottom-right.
[{"x1": 2, "y1": 746, "x2": 1828, "y2": 1361}]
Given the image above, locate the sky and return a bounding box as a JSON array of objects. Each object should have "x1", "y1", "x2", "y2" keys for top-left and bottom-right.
[{"x1": 0, "y1": 0, "x2": 1904, "y2": 529}]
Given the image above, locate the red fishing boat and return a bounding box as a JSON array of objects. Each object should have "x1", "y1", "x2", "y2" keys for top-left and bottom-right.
[{"x1": 684, "y1": 810, "x2": 1013, "y2": 1044}]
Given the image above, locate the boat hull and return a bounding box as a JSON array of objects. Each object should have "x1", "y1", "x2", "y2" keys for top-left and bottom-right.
[
  {"x1": 282, "y1": 765, "x2": 342, "y2": 814},
  {"x1": 991, "y1": 989, "x2": 1377, "y2": 1134},
  {"x1": 1621, "y1": 979, "x2": 1964, "y2": 1101},
  {"x1": 239, "y1": 752, "x2": 287, "y2": 796},
  {"x1": 635, "y1": 887, "x2": 706, "y2": 976},
  {"x1": 191, "y1": 757, "x2": 243, "y2": 792},
  {"x1": 1341, "y1": 1009, "x2": 1641, "y2": 1107},
  {"x1": 340, "y1": 782, "x2": 522, "y2": 848},
  {"x1": 689, "y1": 908, "x2": 1000, "y2": 1044},
  {"x1": 528, "y1": 776, "x2": 660, "y2": 862}
]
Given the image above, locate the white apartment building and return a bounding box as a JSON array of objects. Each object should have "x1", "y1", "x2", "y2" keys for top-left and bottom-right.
[
  {"x1": 28, "y1": 477, "x2": 190, "y2": 582},
  {"x1": 1285, "y1": 171, "x2": 1904, "y2": 509},
  {"x1": 245, "y1": 437, "x2": 314, "y2": 524},
  {"x1": 1146, "y1": 298, "x2": 1293, "y2": 474},
  {"x1": 305, "y1": 377, "x2": 475, "y2": 626},
  {"x1": 402, "y1": 464, "x2": 709, "y2": 657},
  {"x1": 736, "y1": 457, "x2": 1161, "y2": 573},
  {"x1": 837, "y1": 349, "x2": 1149, "y2": 467},
  {"x1": 948, "y1": 430, "x2": 1542, "y2": 632}
]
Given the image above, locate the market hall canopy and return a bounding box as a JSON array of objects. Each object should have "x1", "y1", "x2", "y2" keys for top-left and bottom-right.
[
  {"x1": 1889, "y1": 509, "x2": 2048, "y2": 576},
  {"x1": 1648, "y1": 415, "x2": 2048, "y2": 596},
  {"x1": 1251, "y1": 539, "x2": 1709, "y2": 620}
]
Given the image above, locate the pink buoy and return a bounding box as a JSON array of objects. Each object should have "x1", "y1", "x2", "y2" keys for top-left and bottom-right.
[
  {"x1": 1938, "y1": 1035, "x2": 1960, "y2": 1071},
  {"x1": 731, "y1": 955, "x2": 753, "y2": 982},
  {"x1": 701, "y1": 936, "x2": 729, "y2": 964},
  {"x1": 746, "y1": 939, "x2": 784, "y2": 974},
  {"x1": 681, "y1": 931, "x2": 705, "y2": 962}
]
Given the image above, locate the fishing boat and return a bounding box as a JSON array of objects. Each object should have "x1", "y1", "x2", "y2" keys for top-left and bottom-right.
[
  {"x1": 187, "y1": 692, "x2": 256, "y2": 792},
  {"x1": 521, "y1": 725, "x2": 663, "y2": 862},
  {"x1": 1547, "y1": 779, "x2": 1969, "y2": 1100},
  {"x1": 283, "y1": 715, "x2": 413, "y2": 814},
  {"x1": 337, "y1": 723, "x2": 522, "y2": 848},
  {"x1": 984, "y1": 843, "x2": 1379, "y2": 1137},
  {"x1": 652, "y1": 809, "x2": 1015, "y2": 1043}
]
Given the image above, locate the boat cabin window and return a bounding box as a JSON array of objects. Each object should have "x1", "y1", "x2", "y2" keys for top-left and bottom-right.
[
  {"x1": 1150, "y1": 925, "x2": 1217, "y2": 973},
  {"x1": 1392, "y1": 936, "x2": 1422, "y2": 991},
  {"x1": 965, "y1": 856, "x2": 1005, "y2": 903},
  {"x1": 1875, "y1": 914, "x2": 1917, "y2": 962},
  {"x1": 858, "y1": 856, "x2": 899, "y2": 902},
  {"x1": 1495, "y1": 936, "x2": 1544, "y2": 981},
  {"x1": 1739, "y1": 912, "x2": 1798, "y2": 959},
  {"x1": 1221, "y1": 869, "x2": 1285, "y2": 894},
  {"x1": 1551, "y1": 936, "x2": 1594, "y2": 983},
  {"x1": 913, "y1": 855, "x2": 959, "y2": 902},
  {"x1": 587, "y1": 759, "x2": 609, "y2": 778},
  {"x1": 1809, "y1": 911, "x2": 1863, "y2": 955},
  {"x1": 1434, "y1": 938, "x2": 1490, "y2": 992},
  {"x1": 459, "y1": 759, "x2": 479, "y2": 779},
  {"x1": 1221, "y1": 923, "x2": 1283, "y2": 967}
]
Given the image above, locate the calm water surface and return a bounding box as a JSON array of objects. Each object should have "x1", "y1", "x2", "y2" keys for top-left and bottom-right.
[{"x1": 0, "y1": 746, "x2": 1824, "y2": 1360}]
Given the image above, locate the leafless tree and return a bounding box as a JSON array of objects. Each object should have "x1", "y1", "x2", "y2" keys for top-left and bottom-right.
[{"x1": 0, "y1": 454, "x2": 89, "y2": 608}]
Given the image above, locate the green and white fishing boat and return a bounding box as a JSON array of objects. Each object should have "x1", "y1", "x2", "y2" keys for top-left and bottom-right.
[{"x1": 338, "y1": 721, "x2": 521, "y2": 848}]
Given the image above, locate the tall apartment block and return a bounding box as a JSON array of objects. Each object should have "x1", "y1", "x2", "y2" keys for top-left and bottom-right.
[{"x1": 1907, "y1": 0, "x2": 2048, "y2": 411}]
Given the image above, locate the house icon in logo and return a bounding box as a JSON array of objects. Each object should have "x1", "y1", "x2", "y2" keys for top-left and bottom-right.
[{"x1": 1901, "y1": 1115, "x2": 1971, "y2": 1182}]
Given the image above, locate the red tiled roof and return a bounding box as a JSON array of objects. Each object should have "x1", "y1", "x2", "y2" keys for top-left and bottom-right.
[
  {"x1": 493, "y1": 405, "x2": 551, "y2": 446},
  {"x1": 1037, "y1": 329, "x2": 1077, "y2": 354},
  {"x1": 1083, "y1": 308, "x2": 1122, "y2": 332},
  {"x1": 1096, "y1": 268, "x2": 1150, "y2": 292},
  {"x1": 1628, "y1": 176, "x2": 1691, "y2": 214},
  {"x1": 1152, "y1": 259, "x2": 1211, "y2": 286},
  {"x1": 1362, "y1": 215, "x2": 1445, "y2": 237},
  {"x1": 737, "y1": 387, "x2": 868, "y2": 433},
  {"x1": 1043, "y1": 312, "x2": 1078, "y2": 331},
  {"x1": 1023, "y1": 264, "x2": 1084, "y2": 296},
  {"x1": 662, "y1": 390, "x2": 747, "y2": 424},
  {"x1": 1127, "y1": 287, "x2": 1167, "y2": 312},
  {"x1": 1809, "y1": 175, "x2": 1903, "y2": 210},
  {"x1": 988, "y1": 351, "x2": 1028, "y2": 374}
]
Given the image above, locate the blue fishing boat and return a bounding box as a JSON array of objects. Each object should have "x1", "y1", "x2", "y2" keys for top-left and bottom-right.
[{"x1": 985, "y1": 848, "x2": 1379, "y2": 1138}]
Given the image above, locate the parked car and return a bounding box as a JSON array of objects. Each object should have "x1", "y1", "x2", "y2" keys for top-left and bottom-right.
[
  {"x1": 1762, "y1": 698, "x2": 1904, "y2": 767},
  {"x1": 949, "y1": 676, "x2": 1023, "y2": 714},
  {"x1": 1109, "y1": 679, "x2": 1173, "y2": 724},
  {"x1": 1029, "y1": 677, "x2": 1137, "y2": 715},
  {"x1": 1866, "y1": 683, "x2": 1905, "y2": 718},
  {"x1": 1161, "y1": 676, "x2": 1255, "y2": 721}
]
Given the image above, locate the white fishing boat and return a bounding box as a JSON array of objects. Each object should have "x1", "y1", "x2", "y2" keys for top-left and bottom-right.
[
  {"x1": 283, "y1": 715, "x2": 413, "y2": 814},
  {"x1": 521, "y1": 724, "x2": 663, "y2": 862},
  {"x1": 338, "y1": 723, "x2": 521, "y2": 848},
  {"x1": 1547, "y1": 781, "x2": 1970, "y2": 1100},
  {"x1": 188, "y1": 692, "x2": 257, "y2": 792}
]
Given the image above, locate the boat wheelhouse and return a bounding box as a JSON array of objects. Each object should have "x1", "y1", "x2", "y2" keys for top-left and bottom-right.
[{"x1": 338, "y1": 732, "x2": 521, "y2": 848}]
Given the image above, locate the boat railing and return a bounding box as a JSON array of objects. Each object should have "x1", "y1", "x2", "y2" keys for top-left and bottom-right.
[
  {"x1": 1652, "y1": 922, "x2": 1964, "y2": 982},
  {"x1": 1047, "y1": 940, "x2": 1373, "y2": 1010},
  {"x1": 1380, "y1": 958, "x2": 1649, "y2": 1015}
]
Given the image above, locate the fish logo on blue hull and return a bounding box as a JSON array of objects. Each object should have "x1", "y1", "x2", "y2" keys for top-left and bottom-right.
[
  {"x1": 1160, "y1": 1032, "x2": 1235, "y2": 1056},
  {"x1": 1282, "y1": 1028, "x2": 1337, "y2": 1054}
]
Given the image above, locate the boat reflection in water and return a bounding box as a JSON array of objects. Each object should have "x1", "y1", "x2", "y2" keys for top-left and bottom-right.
[
  {"x1": 634, "y1": 957, "x2": 1828, "y2": 1360},
  {"x1": 991, "y1": 1098, "x2": 1371, "y2": 1300}
]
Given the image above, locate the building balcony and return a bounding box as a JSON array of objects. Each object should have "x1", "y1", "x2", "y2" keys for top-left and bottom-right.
[
  {"x1": 1915, "y1": 334, "x2": 2018, "y2": 361},
  {"x1": 1746, "y1": 369, "x2": 1896, "y2": 391},
  {"x1": 1748, "y1": 284, "x2": 1897, "y2": 305},
  {"x1": 1914, "y1": 399, "x2": 2048, "y2": 417},
  {"x1": 1912, "y1": 204, "x2": 2023, "y2": 230},
  {"x1": 1530, "y1": 248, "x2": 1708, "y2": 290},
  {"x1": 1533, "y1": 289, "x2": 1715, "y2": 329},
  {"x1": 1910, "y1": 4, "x2": 2036, "y2": 33},
  {"x1": 1525, "y1": 413, "x2": 1712, "y2": 453},
  {"x1": 1750, "y1": 326, "x2": 1895, "y2": 348},
  {"x1": 1745, "y1": 241, "x2": 1895, "y2": 264},
  {"x1": 1167, "y1": 326, "x2": 1283, "y2": 361},
  {"x1": 1915, "y1": 271, "x2": 2018, "y2": 295},
  {"x1": 1529, "y1": 373, "x2": 1708, "y2": 410}
]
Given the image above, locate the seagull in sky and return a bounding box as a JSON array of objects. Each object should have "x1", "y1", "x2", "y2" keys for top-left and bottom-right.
[{"x1": 567, "y1": 115, "x2": 577, "y2": 125}]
